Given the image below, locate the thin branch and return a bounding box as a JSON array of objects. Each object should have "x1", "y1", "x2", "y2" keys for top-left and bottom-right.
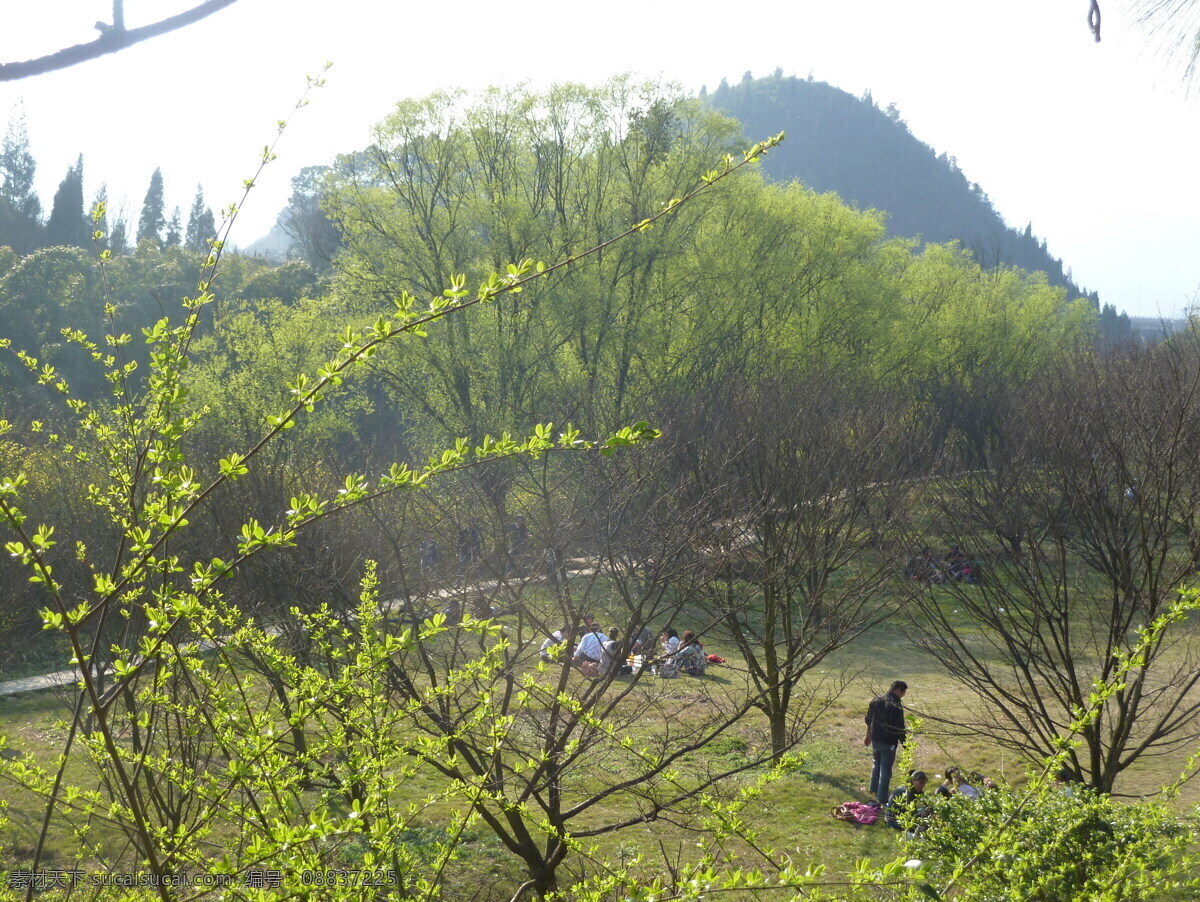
[{"x1": 0, "y1": 0, "x2": 240, "y2": 81}]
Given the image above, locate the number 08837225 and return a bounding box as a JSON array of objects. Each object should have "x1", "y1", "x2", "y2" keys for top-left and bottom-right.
[{"x1": 300, "y1": 869, "x2": 398, "y2": 887}]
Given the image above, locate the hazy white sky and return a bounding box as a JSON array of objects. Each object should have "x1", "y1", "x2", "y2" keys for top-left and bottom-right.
[{"x1": 2, "y1": 0, "x2": 1198, "y2": 316}]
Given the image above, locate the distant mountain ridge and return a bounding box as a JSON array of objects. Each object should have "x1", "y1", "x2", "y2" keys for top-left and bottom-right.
[{"x1": 705, "y1": 71, "x2": 1096, "y2": 303}]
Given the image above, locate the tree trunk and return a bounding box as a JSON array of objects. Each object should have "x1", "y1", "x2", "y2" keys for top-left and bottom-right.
[{"x1": 768, "y1": 707, "x2": 788, "y2": 760}]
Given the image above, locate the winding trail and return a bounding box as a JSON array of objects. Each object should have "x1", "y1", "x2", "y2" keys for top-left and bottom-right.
[{"x1": 0, "y1": 560, "x2": 598, "y2": 698}]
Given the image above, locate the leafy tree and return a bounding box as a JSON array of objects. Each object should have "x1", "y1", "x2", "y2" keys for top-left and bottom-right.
[
  {"x1": 330, "y1": 80, "x2": 746, "y2": 453},
  {"x1": 876, "y1": 243, "x2": 1094, "y2": 461},
  {"x1": 910, "y1": 780, "x2": 1195, "y2": 901},
  {"x1": 1097, "y1": 300, "x2": 1133, "y2": 345},
  {"x1": 184, "y1": 183, "x2": 215, "y2": 252},
  {"x1": 136, "y1": 166, "x2": 166, "y2": 246},
  {"x1": 277, "y1": 164, "x2": 341, "y2": 269},
  {"x1": 0, "y1": 245, "x2": 102, "y2": 392},
  {"x1": 44, "y1": 154, "x2": 89, "y2": 248}
]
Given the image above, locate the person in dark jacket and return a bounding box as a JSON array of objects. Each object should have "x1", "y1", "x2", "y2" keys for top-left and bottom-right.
[{"x1": 864, "y1": 680, "x2": 908, "y2": 804}]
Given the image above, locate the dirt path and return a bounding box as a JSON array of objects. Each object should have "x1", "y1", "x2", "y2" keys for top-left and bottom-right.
[{"x1": 0, "y1": 562, "x2": 596, "y2": 698}]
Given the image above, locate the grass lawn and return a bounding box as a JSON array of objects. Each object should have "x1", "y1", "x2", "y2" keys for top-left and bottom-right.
[{"x1": 2, "y1": 576, "x2": 1198, "y2": 899}]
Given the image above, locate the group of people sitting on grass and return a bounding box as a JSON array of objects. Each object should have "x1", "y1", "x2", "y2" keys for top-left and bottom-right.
[
  {"x1": 539, "y1": 616, "x2": 711, "y2": 679},
  {"x1": 904, "y1": 545, "x2": 980, "y2": 584},
  {"x1": 882, "y1": 766, "x2": 998, "y2": 831},
  {"x1": 657, "y1": 627, "x2": 708, "y2": 677}
]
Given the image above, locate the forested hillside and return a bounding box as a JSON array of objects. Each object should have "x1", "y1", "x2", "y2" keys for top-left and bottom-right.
[{"x1": 706, "y1": 72, "x2": 1096, "y2": 300}]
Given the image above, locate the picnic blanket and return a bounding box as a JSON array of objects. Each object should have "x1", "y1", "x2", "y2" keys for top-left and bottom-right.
[{"x1": 830, "y1": 800, "x2": 883, "y2": 826}]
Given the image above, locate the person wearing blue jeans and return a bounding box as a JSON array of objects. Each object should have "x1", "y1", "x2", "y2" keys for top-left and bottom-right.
[{"x1": 864, "y1": 680, "x2": 908, "y2": 804}]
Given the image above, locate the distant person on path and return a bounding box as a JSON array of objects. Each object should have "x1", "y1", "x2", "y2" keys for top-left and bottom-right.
[
  {"x1": 456, "y1": 522, "x2": 483, "y2": 584},
  {"x1": 468, "y1": 521, "x2": 483, "y2": 563},
  {"x1": 456, "y1": 525, "x2": 472, "y2": 584},
  {"x1": 506, "y1": 516, "x2": 529, "y2": 576},
  {"x1": 545, "y1": 547, "x2": 566, "y2": 592},
  {"x1": 865, "y1": 680, "x2": 908, "y2": 804},
  {"x1": 419, "y1": 536, "x2": 440, "y2": 580}
]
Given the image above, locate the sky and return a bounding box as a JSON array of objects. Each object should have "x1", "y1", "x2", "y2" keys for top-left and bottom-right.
[{"x1": 1, "y1": 0, "x2": 1198, "y2": 317}]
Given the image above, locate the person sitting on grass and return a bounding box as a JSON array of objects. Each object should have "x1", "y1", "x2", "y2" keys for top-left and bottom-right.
[
  {"x1": 573, "y1": 623, "x2": 610, "y2": 679},
  {"x1": 940, "y1": 766, "x2": 981, "y2": 799},
  {"x1": 604, "y1": 628, "x2": 632, "y2": 675},
  {"x1": 970, "y1": 770, "x2": 997, "y2": 791},
  {"x1": 885, "y1": 770, "x2": 931, "y2": 832},
  {"x1": 905, "y1": 547, "x2": 943, "y2": 583},
  {"x1": 945, "y1": 545, "x2": 966, "y2": 580},
  {"x1": 676, "y1": 630, "x2": 707, "y2": 676},
  {"x1": 658, "y1": 627, "x2": 681, "y2": 678},
  {"x1": 660, "y1": 626, "x2": 680, "y2": 656},
  {"x1": 540, "y1": 626, "x2": 570, "y2": 663},
  {"x1": 631, "y1": 625, "x2": 655, "y2": 655}
]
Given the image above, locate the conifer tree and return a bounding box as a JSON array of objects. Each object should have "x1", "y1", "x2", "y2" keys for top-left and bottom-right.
[
  {"x1": 45, "y1": 155, "x2": 88, "y2": 247},
  {"x1": 136, "y1": 167, "x2": 166, "y2": 246},
  {"x1": 109, "y1": 218, "x2": 128, "y2": 256},
  {"x1": 184, "y1": 184, "x2": 215, "y2": 252},
  {"x1": 0, "y1": 107, "x2": 43, "y2": 253},
  {"x1": 165, "y1": 205, "x2": 182, "y2": 247}
]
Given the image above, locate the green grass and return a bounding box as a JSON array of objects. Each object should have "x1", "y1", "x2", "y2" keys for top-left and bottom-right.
[{"x1": 2, "y1": 583, "x2": 1199, "y2": 899}]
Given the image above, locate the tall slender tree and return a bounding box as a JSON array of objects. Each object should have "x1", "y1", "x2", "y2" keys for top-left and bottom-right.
[
  {"x1": 165, "y1": 205, "x2": 182, "y2": 247},
  {"x1": 109, "y1": 218, "x2": 129, "y2": 256},
  {"x1": 45, "y1": 155, "x2": 89, "y2": 248},
  {"x1": 0, "y1": 108, "x2": 43, "y2": 253},
  {"x1": 136, "y1": 167, "x2": 166, "y2": 246},
  {"x1": 184, "y1": 184, "x2": 215, "y2": 252}
]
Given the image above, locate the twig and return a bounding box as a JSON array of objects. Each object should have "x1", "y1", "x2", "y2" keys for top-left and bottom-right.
[{"x1": 0, "y1": 0, "x2": 240, "y2": 81}]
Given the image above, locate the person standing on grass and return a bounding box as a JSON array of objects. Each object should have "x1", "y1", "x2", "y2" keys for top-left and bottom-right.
[
  {"x1": 506, "y1": 516, "x2": 529, "y2": 577},
  {"x1": 865, "y1": 680, "x2": 908, "y2": 804}
]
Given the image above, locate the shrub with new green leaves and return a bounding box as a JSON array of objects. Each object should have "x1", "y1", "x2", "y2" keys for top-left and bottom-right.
[{"x1": 907, "y1": 783, "x2": 1198, "y2": 902}]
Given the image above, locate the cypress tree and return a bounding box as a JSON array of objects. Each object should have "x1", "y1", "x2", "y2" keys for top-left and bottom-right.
[
  {"x1": 165, "y1": 205, "x2": 182, "y2": 247},
  {"x1": 137, "y1": 167, "x2": 166, "y2": 247},
  {"x1": 184, "y1": 184, "x2": 215, "y2": 252},
  {"x1": 0, "y1": 108, "x2": 43, "y2": 253},
  {"x1": 46, "y1": 155, "x2": 88, "y2": 247}
]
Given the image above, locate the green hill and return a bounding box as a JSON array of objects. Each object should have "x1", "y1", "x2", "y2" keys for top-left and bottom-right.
[{"x1": 706, "y1": 71, "x2": 1096, "y2": 302}]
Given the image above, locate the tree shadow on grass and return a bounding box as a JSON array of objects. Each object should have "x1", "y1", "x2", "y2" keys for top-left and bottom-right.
[{"x1": 802, "y1": 768, "x2": 873, "y2": 800}]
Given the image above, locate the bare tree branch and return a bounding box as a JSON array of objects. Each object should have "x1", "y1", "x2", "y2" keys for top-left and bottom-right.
[{"x1": 0, "y1": 0, "x2": 240, "y2": 81}]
